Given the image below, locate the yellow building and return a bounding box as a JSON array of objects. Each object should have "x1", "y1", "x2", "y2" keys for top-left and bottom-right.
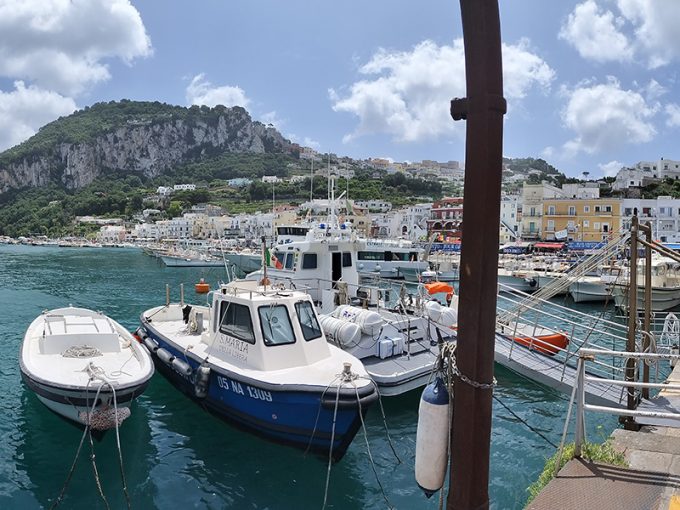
[{"x1": 542, "y1": 198, "x2": 622, "y2": 242}]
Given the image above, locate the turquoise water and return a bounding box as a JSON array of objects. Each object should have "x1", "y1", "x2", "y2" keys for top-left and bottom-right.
[{"x1": 0, "y1": 245, "x2": 619, "y2": 509}]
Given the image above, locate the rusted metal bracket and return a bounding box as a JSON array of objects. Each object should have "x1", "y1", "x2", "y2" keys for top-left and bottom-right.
[{"x1": 450, "y1": 95, "x2": 507, "y2": 121}]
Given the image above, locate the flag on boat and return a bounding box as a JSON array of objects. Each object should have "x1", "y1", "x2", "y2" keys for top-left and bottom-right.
[{"x1": 265, "y1": 248, "x2": 283, "y2": 269}]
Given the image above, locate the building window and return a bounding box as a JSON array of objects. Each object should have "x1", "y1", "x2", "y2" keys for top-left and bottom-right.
[
  {"x1": 547, "y1": 205, "x2": 555, "y2": 215},
  {"x1": 605, "y1": 205, "x2": 612, "y2": 213},
  {"x1": 594, "y1": 206, "x2": 601, "y2": 212},
  {"x1": 547, "y1": 220, "x2": 555, "y2": 231},
  {"x1": 568, "y1": 206, "x2": 576, "y2": 216},
  {"x1": 584, "y1": 206, "x2": 590, "y2": 213},
  {"x1": 583, "y1": 220, "x2": 590, "y2": 228},
  {"x1": 259, "y1": 305, "x2": 295, "y2": 346},
  {"x1": 594, "y1": 222, "x2": 600, "y2": 229}
]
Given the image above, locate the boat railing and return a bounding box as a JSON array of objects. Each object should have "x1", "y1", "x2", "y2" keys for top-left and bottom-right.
[
  {"x1": 495, "y1": 285, "x2": 655, "y2": 382},
  {"x1": 560, "y1": 347, "x2": 680, "y2": 467}
]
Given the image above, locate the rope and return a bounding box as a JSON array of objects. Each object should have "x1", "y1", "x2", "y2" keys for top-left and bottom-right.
[
  {"x1": 492, "y1": 394, "x2": 557, "y2": 448},
  {"x1": 352, "y1": 382, "x2": 394, "y2": 510},
  {"x1": 62, "y1": 345, "x2": 102, "y2": 358},
  {"x1": 49, "y1": 384, "x2": 106, "y2": 509},
  {"x1": 366, "y1": 378, "x2": 401, "y2": 463},
  {"x1": 321, "y1": 385, "x2": 341, "y2": 510}
]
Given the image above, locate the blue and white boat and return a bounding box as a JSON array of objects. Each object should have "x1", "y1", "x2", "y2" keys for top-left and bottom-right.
[{"x1": 138, "y1": 280, "x2": 378, "y2": 461}]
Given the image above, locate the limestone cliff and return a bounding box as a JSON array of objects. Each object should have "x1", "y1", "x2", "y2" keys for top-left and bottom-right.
[{"x1": 0, "y1": 101, "x2": 292, "y2": 193}]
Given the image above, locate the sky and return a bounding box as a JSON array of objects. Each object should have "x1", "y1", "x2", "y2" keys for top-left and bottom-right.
[{"x1": 0, "y1": 0, "x2": 679, "y2": 178}]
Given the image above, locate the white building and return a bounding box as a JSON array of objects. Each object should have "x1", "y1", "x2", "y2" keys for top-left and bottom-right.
[
  {"x1": 354, "y1": 199, "x2": 392, "y2": 213},
  {"x1": 622, "y1": 196, "x2": 680, "y2": 242},
  {"x1": 157, "y1": 186, "x2": 173, "y2": 196},
  {"x1": 173, "y1": 184, "x2": 196, "y2": 191},
  {"x1": 97, "y1": 225, "x2": 127, "y2": 243},
  {"x1": 500, "y1": 195, "x2": 521, "y2": 242},
  {"x1": 262, "y1": 175, "x2": 281, "y2": 183},
  {"x1": 613, "y1": 158, "x2": 680, "y2": 191},
  {"x1": 561, "y1": 183, "x2": 600, "y2": 199}
]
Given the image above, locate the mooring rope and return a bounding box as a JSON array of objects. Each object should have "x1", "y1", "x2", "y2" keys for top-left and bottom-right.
[{"x1": 321, "y1": 385, "x2": 341, "y2": 510}]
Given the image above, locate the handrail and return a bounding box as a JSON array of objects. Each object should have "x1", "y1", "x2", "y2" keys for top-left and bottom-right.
[{"x1": 558, "y1": 348, "x2": 680, "y2": 465}]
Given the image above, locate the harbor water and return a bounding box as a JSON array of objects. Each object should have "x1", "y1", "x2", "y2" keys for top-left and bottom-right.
[{"x1": 0, "y1": 245, "x2": 619, "y2": 509}]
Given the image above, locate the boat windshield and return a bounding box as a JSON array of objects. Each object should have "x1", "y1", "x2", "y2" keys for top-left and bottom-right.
[
  {"x1": 295, "y1": 301, "x2": 322, "y2": 341},
  {"x1": 219, "y1": 302, "x2": 255, "y2": 344},
  {"x1": 259, "y1": 305, "x2": 295, "y2": 346}
]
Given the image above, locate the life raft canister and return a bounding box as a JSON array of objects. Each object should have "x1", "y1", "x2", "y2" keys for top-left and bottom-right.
[{"x1": 195, "y1": 278, "x2": 210, "y2": 294}]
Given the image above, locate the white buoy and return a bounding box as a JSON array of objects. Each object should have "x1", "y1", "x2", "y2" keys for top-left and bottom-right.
[{"x1": 415, "y1": 377, "x2": 450, "y2": 498}]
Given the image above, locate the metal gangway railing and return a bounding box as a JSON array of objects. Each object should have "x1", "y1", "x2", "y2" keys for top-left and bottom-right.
[{"x1": 557, "y1": 347, "x2": 680, "y2": 469}]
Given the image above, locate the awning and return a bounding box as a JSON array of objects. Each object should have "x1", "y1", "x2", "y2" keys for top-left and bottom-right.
[{"x1": 534, "y1": 242, "x2": 564, "y2": 249}]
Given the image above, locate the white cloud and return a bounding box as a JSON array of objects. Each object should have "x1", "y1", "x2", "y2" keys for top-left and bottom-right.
[
  {"x1": 260, "y1": 111, "x2": 283, "y2": 127},
  {"x1": 561, "y1": 1, "x2": 680, "y2": 68},
  {"x1": 541, "y1": 146, "x2": 555, "y2": 158},
  {"x1": 0, "y1": 0, "x2": 151, "y2": 95},
  {"x1": 561, "y1": 78, "x2": 656, "y2": 155},
  {"x1": 598, "y1": 160, "x2": 624, "y2": 177},
  {"x1": 559, "y1": 0, "x2": 633, "y2": 63},
  {"x1": 643, "y1": 79, "x2": 666, "y2": 101},
  {"x1": 286, "y1": 133, "x2": 320, "y2": 150},
  {"x1": 0, "y1": 81, "x2": 76, "y2": 151},
  {"x1": 666, "y1": 104, "x2": 680, "y2": 128},
  {"x1": 330, "y1": 38, "x2": 554, "y2": 144},
  {"x1": 617, "y1": 0, "x2": 680, "y2": 68},
  {"x1": 186, "y1": 74, "x2": 250, "y2": 108}
]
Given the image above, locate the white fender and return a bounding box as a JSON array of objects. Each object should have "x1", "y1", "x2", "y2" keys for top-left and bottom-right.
[
  {"x1": 332, "y1": 305, "x2": 384, "y2": 336},
  {"x1": 415, "y1": 377, "x2": 450, "y2": 498}
]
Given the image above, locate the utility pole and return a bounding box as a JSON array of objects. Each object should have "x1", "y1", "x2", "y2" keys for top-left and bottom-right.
[{"x1": 448, "y1": 1, "x2": 505, "y2": 509}]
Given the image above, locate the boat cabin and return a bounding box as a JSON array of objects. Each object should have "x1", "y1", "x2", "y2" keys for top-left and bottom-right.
[{"x1": 203, "y1": 281, "x2": 334, "y2": 371}]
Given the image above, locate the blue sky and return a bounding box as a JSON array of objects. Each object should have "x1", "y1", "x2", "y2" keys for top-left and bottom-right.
[{"x1": 1, "y1": 0, "x2": 679, "y2": 178}]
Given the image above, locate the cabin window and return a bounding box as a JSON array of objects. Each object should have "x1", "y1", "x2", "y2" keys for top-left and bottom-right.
[
  {"x1": 218, "y1": 303, "x2": 255, "y2": 344},
  {"x1": 284, "y1": 253, "x2": 295, "y2": 270},
  {"x1": 259, "y1": 305, "x2": 295, "y2": 346},
  {"x1": 358, "y1": 251, "x2": 384, "y2": 261},
  {"x1": 295, "y1": 301, "x2": 322, "y2": 341},
  {"x1": 302, "y1": 253, "x2": 317, "y2": 269},
  {"x1": 342, "y1": 252, "x2": 352, "y2": 267}
]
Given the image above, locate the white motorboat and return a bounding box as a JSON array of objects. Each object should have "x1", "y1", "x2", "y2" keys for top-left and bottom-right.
[
  {"x1": 139, "y1": 280, "x2": 377, "y2": 460},
  {"x1": 20, "y1": 307, "x2": 154, "y2": 429},
  {"x1": 245, "y1": 198, "x2": 457, "y2": 396}
]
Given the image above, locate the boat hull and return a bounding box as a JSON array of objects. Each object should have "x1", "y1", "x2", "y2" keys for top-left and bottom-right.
[
  {"x1": 569, "y1": 280, "x2": 611, "y2": 303},
  {"x1": 612, "y1": 284, "x2": 680, "y2": 312},
  {"x1": 20, "y1": 370, "x2": 148, "y2": 426},
  {"x1": 140, "y1": 319, "x2": 376, "y2": 461}
]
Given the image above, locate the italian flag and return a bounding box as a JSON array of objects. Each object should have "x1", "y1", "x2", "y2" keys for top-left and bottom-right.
[{"x1": 265, "y1": 248, "x2": 283, "y2": 269}]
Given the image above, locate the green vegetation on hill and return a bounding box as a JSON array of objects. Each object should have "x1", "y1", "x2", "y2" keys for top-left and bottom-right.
[{"x1": 0, "y1": 100, "x2": 262, "y2": 170}]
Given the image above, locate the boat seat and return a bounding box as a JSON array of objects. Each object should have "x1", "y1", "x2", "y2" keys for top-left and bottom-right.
[{"x1": 40, "y1": 315, "x2": 121, "y2": 355}]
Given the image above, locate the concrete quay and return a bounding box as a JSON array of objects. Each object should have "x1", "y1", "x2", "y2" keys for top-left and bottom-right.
[{"x1": 528, "y1": 363, "x2": 680, "y2": 510}]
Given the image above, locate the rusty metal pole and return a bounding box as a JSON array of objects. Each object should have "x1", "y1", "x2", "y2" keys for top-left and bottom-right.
[
  {"x1": 448, "y1": 0, "x2": 505, "y2": 508},
  {"x1": 625, "y1": 215, "x2": 638, "y2": 427},
  {"x1": 642, "y1": 222, "x2": 652, "y2": 399}
]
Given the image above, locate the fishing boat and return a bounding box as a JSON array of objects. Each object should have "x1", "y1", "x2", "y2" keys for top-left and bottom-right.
[
  {"x1": 20, "y1": 307, "x2": 154, "y2": 429},
  {"x1": 138, "y1": 280, "x2": 378, "y2": 460}
]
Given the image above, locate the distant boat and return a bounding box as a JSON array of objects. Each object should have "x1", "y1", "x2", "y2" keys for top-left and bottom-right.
[
  {"x1": 160, "y1": 254, "x2": 224, "y2": 267},
  {"x1": 20, "y1": 307, "x2": 154, "y2": 429},
  {"x1": 138, "y1": 280, "x2": 378, "y2": 461}
]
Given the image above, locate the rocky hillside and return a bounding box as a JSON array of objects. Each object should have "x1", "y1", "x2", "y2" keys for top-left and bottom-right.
[{"x1": 0, "y1": 101, "x2": 292, "y2": 193}]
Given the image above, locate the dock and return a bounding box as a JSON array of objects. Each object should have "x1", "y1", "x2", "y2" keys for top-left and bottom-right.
[{"x1": 528, "y1": 361, "x2": 680, "y2": 510}]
